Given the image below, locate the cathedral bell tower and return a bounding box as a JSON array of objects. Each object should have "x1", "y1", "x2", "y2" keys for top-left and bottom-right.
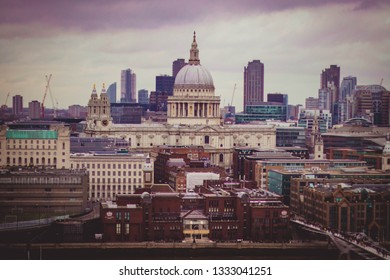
[
  {"x1": 382, "y1": 134, "x2": 390, "y2": 171},
  {"x1": 312, "y1": 111, "x2": 324, "y2": 160},
  {"x1": 86, "y1": 84, "x2": 112, "y2": 130}
]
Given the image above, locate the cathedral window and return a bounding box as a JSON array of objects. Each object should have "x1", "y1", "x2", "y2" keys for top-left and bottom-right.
[{"x1": 204, "y1": 135, "x2": 210, "y2": 144}]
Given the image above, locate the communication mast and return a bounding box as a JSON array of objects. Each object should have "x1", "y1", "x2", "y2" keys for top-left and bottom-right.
[{"x1": 41, "y1": 74, "x2": 52, "y2": 118}]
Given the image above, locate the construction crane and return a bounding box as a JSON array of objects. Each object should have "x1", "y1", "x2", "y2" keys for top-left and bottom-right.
[
  {"x1": 229, "y1": 83, "x2": 236, "y2": 107},
  {"x1": 1, "y1": 92, "x2": 10, "y2": 110},
  {"x1": 41, "y1": 74, "x2": 52, "y2": 118},
  {"x1": 46, "y1": 75, "x2": 58, "y2": 118}
]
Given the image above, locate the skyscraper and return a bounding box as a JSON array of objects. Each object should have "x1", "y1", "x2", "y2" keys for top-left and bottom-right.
[
  {"x1": 318, "y1": 88, "x2": 332, "y2": 111},
  {"x1": 138, "y1": 89, "x2": 149, "y2": 105},
  {"x1": 320, "y1": 65, "x2": 340, "y2": 113},
  {"x1": 244, "y1": 60, "x2": 264, "y2": 112},
  {"x1": 12, "y1": 94, "x2": 23, "y2": 116},
  {"x1": 106, "y1": 82, "x2": 117, "y2": 103},
  {"x1": 172, "y1": 58, "x2": 187, "y2": 77},
  {"x1": 340, "y1": 76, "x2": 357, "y2": 100},
  {"x1": 28, "y1": 100, "x2": 41, "y2": 119},
  {"x1": 340, "y1": 76, "x2": 357, "y2": 122},
  {"x1": 156, "y1": 75, "x2": 175, "y2": 96},
  {"x1": 121, "y1": 69, "x2": 136, "y2": 103}
]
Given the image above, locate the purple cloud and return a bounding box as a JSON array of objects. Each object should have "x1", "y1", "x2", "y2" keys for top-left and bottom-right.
[{"x1": 0, "y1": 0, "x2": 388, "y2": 38}]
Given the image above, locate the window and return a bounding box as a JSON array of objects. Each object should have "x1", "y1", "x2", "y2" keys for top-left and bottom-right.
[
  {"x1": 116, "y1": 224, "x2": 121, "y2": 234},
  {"x1": 205, "y1": 135, "x2": 210, "y2": 144},
  {"x1": 116, "y1": 212, "x2": 122, "y2": 220},
  {"x1": 125, "y1": 224, "x2": 130, "y2": 234}
]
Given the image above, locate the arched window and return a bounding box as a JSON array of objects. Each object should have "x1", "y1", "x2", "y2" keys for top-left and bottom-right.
[
  {"x1": 18, "y1": 157, "x2": 22, "y2": 165},
  {"x1": 204, "y1": 135, "x2": 210, "y2": 144},
  {"x1": 219, "y1": 153, "x2": 224, "y2": 163},
  {"x1": 54, "y1": 157, "x2": 57, "y2": 165},
  {"x1": 42, "y1": 157, "x2": 45, "y2": 165}
]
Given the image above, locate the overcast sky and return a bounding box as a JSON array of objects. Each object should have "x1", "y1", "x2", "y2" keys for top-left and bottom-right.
[{"x1": 0, "y1": 0, "x2": 389, "y2": 112}]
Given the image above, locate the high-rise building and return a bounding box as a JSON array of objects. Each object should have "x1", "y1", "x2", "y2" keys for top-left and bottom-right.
[
  {"x1": 28, "y1": 100, "x2": 41, "y2": 119},
  {"x1": 12, "y1": 95, "x2": 23, "y2": 116},
  {"x1": 320, "y1": 65, "x2": 340, "y2": 118},
  {"x1": 244, "y1": 60, "x2": 264, "y2": 112},
  {"x1": 106, "y1": 82, "x2": 117, "y2": 103},
  {"x1": 340, "y1": 76, "x2": 357, "y2": 122},
  {"x1": 340, "y1": 76, "x2": 357, "y2": 100},
  {"x1": 138, "y1": 89, "x2": 149, "y2": 105},
  {"x1": 172, "y1": 58, "x2": 187, "y2": 77},
  {"x1": 156, "y1": 75, "x2": 175, "y2": 96},
  {"x1": 318, "y1": 88, "x2": 331, "y2": 111},
  {"x1": 352, "y1": 85, "x2": 390, "y2": 126},
  {"x1": 121, "y1": 69, "x2": 136, "y2": 103},
  {"x1": 305, "y1": 97, "x2": 318, "y2": 110}
]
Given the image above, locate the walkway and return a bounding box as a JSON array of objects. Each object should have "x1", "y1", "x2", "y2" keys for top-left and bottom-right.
[{"x1": 291, "y1": 218, "x2": 389, "y2": 260}]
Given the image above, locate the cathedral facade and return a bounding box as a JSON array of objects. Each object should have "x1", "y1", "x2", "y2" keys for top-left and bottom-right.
[{"x1": 85, "y1": 33, "x2": 276, "y2": 169}]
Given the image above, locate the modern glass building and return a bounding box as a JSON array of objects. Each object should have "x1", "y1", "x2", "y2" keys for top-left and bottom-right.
[
  {"x1": 107, "y1": 82, "x2": 117, "y2": 103},
  {"x1": 276, "y1": 127, "x2": 306, "y2": 147},
  {"x1": 236, "y1": 103, "x2": 287, "y2": 123}
]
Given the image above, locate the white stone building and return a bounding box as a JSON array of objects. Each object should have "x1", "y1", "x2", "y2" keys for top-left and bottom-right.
[
  {"x1": 0, "y1": 121, "x2": 71, "y2": 169},
  {"x1": 70, "y1": 152, "x2": 153, "y2": 201},
  {"x1": 84, "y1": 33, "x2": 277, "y2": 169}
]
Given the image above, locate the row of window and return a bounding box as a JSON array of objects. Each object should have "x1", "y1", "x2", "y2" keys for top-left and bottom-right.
[
  {"x1": 90, "y1": 177, "x2": 142, "y2": 183},
  {"x1": 6, "y1": 145, "x2": 58, "y2": 150},
  {"x1": 6, "y1": 151, "x2": 63, "y2": 156},
  {"x1": 90, "y1": 170, "x2": 142, "y2": 177},
  {"x1": 5, "y1": 157, "x2": 59, "y2": 165},
  {"x1": 90, "y1": 185, "x2": 142, "y2": 191},
  {"x1": 6, "y1": 139, "x2": 58, "y2": 144},
  {"x1": 71, "y1": 163, "x2": 143, "y2": 169},
  {"x1": 7, "y1": 177, "x2": 81, "y2": 184}
]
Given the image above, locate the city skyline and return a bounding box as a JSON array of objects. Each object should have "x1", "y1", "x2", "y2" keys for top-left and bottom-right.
[{"x1": 0, "y1": 0, "x2": 389, "y2": 111}]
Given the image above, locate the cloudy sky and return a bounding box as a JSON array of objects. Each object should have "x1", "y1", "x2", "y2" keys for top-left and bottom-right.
[{"x1": 0, "y1": 0, "x2": 389, "y2": 111}]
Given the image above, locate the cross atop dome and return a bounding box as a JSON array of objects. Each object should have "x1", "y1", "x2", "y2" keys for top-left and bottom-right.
[{"x1": 189, "y1": 31, "x2": 200, "y2": 65}]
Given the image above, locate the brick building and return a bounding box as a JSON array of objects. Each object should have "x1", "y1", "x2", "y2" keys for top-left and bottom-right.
[
  {"x1": 100, "y1": 183, "x2": 289, "y2": 242},
  {"x1": 289, "y1": 173, "x2": 390, "y2": 241}
]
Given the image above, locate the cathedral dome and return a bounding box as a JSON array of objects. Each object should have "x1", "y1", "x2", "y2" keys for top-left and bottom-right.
[
  {"x1": 174, "y1": 31, "x2": 215, "y2": 91},
  {"x1": 174, "y1": 64, "x2": 214, "y2": 90}
]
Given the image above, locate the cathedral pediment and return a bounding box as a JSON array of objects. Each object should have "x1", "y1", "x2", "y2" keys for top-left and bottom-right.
[{"x1": 195, "y1": 125, "x2": 221, "y2": 133}]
